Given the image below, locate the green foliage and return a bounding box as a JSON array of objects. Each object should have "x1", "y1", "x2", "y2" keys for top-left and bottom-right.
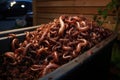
[
  {"x1": 112, "y1": 43, "x2": 120, "y2": 69},
  {"x1": 93, "y1": 0, "x2": 120, "y2": 28}
]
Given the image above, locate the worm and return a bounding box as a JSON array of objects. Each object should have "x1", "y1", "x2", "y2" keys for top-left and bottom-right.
[
  {"x1": 14, "y1": 47, "x2": 24, "y2": 55},
  {"x1": 62, "y1": 45, "x2": 72, "y2": 51},
  {"x1": 12, "y1": 38, "x2": 19, "y2": 51},
  {"x1": 58, "y1": 15, "x2": 66, "y2": 36},
  {"x1": 36, "y1": 47, "x2": 48, "y2": 55},
  {"x1": 43, "y1": 40, "x2": 50, "y2": 47},
  {"x1": 66, "y1": 27, "x2": 74, "y2": 35},
  {"x1": 30, "y1": 65, "x2": 44, "y2": 71},
  {"x1": 4, "y1": 52, "x2": 15, "y2": 59},
  {"x1": 76, "y1": 21, "x2": 89, "y2": 31},
  {"x1": 72, "y1": 16, "x2": 82, "y2": 21},
  {"x1": 4, "y1": 52, "x2": 17, "y2": 65},
  {"x1": 42, "y1": 62, "x2": 59, "y2": 76},
  {"x1": 75, "y1": 39, "x2": 87, "y2": 53},
  {"x1": 65, "y1": 16, "x2": 75, "y2": 23},
  {"x1": 23, "y1": 43, "x2": 33, "y2": 56},
  {"x1": 52, "y1": 51, "x2": 59, "y2": 62},
  {"x1": 25, "y1": 31, "x2": 30, "y2": 40},
  {"x1": 39, "y1": 25, "x2": 50, "y2": 43},
  {"x1": 62, "y1": 52, "x2": 72, "y2": 60},
  {"x1": 8, "y1": 33, "x2": 16, "y2": 38}
]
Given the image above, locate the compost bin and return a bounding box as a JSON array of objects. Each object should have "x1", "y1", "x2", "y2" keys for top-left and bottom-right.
[{"x1": 0, "y1": 15, "x2": 117, "y2": 80}]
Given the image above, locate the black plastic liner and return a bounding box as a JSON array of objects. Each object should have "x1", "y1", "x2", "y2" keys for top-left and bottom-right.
[{"x1": 0, "y1": 27, "x2": 117, "y2": 80}]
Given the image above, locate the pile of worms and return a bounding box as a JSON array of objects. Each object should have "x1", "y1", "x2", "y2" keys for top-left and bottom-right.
[{"x1": 0, "y1": 15, "x2": 112, "y2": 80}]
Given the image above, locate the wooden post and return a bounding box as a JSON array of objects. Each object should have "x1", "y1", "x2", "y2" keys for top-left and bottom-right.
[{"x1": 33, "y1": 0, "x2": 37, "y2": 26}]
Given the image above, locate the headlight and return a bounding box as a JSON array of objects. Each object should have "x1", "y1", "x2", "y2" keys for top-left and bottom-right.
[
  {"x1": 21, "y1": 4, "x2": 25, "y2": 8},
  {"x1": 10, "y1": 1, "x2": 16, "y2": 7}
]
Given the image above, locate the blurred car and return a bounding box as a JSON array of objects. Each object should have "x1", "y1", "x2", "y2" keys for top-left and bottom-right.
[{"x1": 0, "y1": 0, "x2": 32, "y2": 19}]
